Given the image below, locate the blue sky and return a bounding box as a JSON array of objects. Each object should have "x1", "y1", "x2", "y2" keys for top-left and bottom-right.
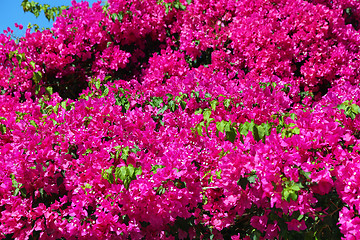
[{"x1": 0, "y1": 0, "x2": 103, "y2": 38}]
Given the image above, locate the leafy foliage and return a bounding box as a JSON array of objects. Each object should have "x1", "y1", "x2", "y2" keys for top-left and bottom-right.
[{"x1": 21, "y1": 0, "x2": 68, "y2": 21}]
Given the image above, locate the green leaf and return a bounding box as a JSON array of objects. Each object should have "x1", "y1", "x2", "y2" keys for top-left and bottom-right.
[
  {"x1": 34, "y1": 84, "x2": 41, "y2": 95},
  {"x1": 337, "y1": 101, "x2": 360, "y2": 119},
  {"x1": 151, "y1": 97, "x2": 163, "y2": 108},
  {"x1": 134, "y1": 166, "x2": 142, "y2": 176},
  {"x1": 0, "y1": 124, "x2": 6, "y2": 134},
  {"x1": 237, "y1": 177, "x2": 248, "y2": 190},
  {"x1": 300, "y1": 170, "x2": 311, "y2": 179},
  {"x1": 20, "y1": 188, "x2": 27, "y2": 197},
  {"x1": 127, "y1": 164, "x2": 135, "y2": 177},
  {"x1": 256, "y1": 125, "x2": 265, "y2": 140},
  {"x1": 117, "y1": 12, "x2": 124, "y2": 22},
  {"x1": 205, "y1": 117, "x2": 214, "y2": 138},
  {"x1": 283, "y1": 189, "x2": 291, "y2": 202},
  {"x1": 262, "y1": 122, "x2": 273, "y2": 136},
  {"x1": 166, "y1": 93, "x2": 173, "y2": 101},
  {"x1": 168, "y1": 100, "x2": 176, "y2": 112},
  {"x1": 16, "y1": 54, "x2": 22, "y2": 63},
  {"x1": 240, "y1": 121, "x2": 254, "y2": 136},
  {"x1": 196, "y1": 122, "x2": 205, "y2": 136},
  {"x1": 216, "y1": 170, "x2": 221, "y2": 179},
  {"x1": 289, "y1": 192, "x2": 298, "y2": 201},
  {"x1": 192, "y1": 91, "x2": 200, "y2": 99},
  {"x1": 351, "y1": 104, "x2": 360, "y2": 114},
  {"x1": 224, "y1": 121, "x2": 231, "y2": 132},
  {"x1": 247, "y1": 174, "x2": 258, "y2": 184},
  {"x1": 95, "y1": 81, "x2": 101, "y2": 90},
  {"x1": 115, "y1": 92, "x2": 130, "y2": 113},
  {"x1": 102, "y1": 86, "x2": 109, "y2": 97},
  {"x1": 282, "y1": 181, "x2": 303, "y2": 202},
  {"x1": 180, "y1": 100, "x2": 187, "y2": 110},
  {"x1": 238, "y1": 123, "x2": 248, "y2": 136},
  {"x1": 114, "y1": 167, "x2": 122, "y2": 182},
  {"x1": 11, "y1": 176, "x2": 19, "y2": 188},
  {"x1": 287, "y1": 123, "x2": 296, "y2": 128},
  {"x1": 29, "y1": 120, "x2": 38, "y2": 128},
  {"x1": 33, "y1": 71, "x2": 42, "y2": 84},
  {"x1": 337, "y1": 101, "x2": 349, "y2": 111},
  {"x1": 252, "y1": 125, "x2": 260, "y2": 141},
  {"x1": 102, "y1": 166, "x2": 114, "y2": 184},
  {"x1": 203, "y1": 109, "x2": 212, "y2": 122},
  {"x1": 345, "y1": 7, "x2": 352, "y2": 15},
  {"x1": 113, "y1": 164, "x2": 142, "y2": 189},
  {"x1": 210, "y1": 100, "x2": 218, "y2": 111},
  {"x1": 130, "y1": 145, "x2": 141, "y2": 154},
  {"x1": 157, "y1": 105, "x2": 168, "y2": 115},
  {"x1": 293, "y1": 127, "x2": 300, "y2": 135},
  {"x1": 60, "y1": 101, "x2": 67, "y2": 110},
  {"x1": 290, "y1": 113, "x2": 297, "y2": 120},
  {"x1": 194, "y1": 108, "x2": 203, "y2": 115},
  {"x1": 173, "y1": 0, "x2": 187, "y2": 10},
  {"x1": 216, "y1": 121, "x2": 225, "y2": 132},
  {"x1": 29, "y1": 61, "x2": 36, "y2": 69},
  {"x1": 45, "y1": 86, "x2": 53, "y2": 95},
  {"x1": 225, "y1": 125, "x2": 237, "y2": 143},
  {"x1": 8, "y1": 50, "x2": 16, "y2": 59},
  {"x1": 120, "y1": 166, "x2": 128, "y2": 180},
  {"x1": 14, "y1": 188, "x2": 20, "y2": 196},
  {"x1": 110, "y1": 12, "x2": 124, "y2": 22},
  {"x1": 151, "y1": 165, "x2": 165, "y2": 174},
  {"x1": 81, "y1": 183, "x2": 92, "y2": 194},
  {"x1": 223, "y1": 98, "x2": 231, "y2": 108},
  {"x1": 121, "y1": 146, "x2": 130, "y2": 162},
  {"x1": 282, "y1": 126, "x2": 300, "y2": 138}
]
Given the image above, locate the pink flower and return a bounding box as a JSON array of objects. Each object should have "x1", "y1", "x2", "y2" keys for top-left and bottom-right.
[
  {"x1": 14, "y1": 23, "x2": 23, "y2": 30},
  {"x1": 265, "y1": 221, "x2": 279, "y2": 239},
  {"x1": 178, "y1": 229, "x2": 188, "y2": 240},
  {"x1": 287, "y1": 219, "x2": 307, "y2": 231},
  {"x1": 311, "y1": 169, "x2": 334, "y2": 195},
  {"x1": 231, "y1": 233, "x2": 241, "y2": 240},
  {"x1": 250, "y1": 215, "x2": 268, "y2": 232}
]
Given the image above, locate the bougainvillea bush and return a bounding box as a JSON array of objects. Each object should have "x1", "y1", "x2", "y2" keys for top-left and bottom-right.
[{"x1": 3, "y1": 0, "x2": 360, "y2": 239}]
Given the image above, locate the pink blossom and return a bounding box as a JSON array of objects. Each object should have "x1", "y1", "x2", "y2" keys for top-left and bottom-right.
[
  {"x1": 287, "y1": 219, "x2": 307, "y2": 231},
  {"x1": 2, "y1": 0, "x2": 360, "y2": 238},
  {"x1": 250, "y1": 215, "x2": 268, "y2": 232}
]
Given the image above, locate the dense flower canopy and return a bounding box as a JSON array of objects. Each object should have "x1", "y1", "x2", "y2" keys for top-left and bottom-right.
[{"x1": 2, "y1": 0, "x2": 360, "y2": 239}]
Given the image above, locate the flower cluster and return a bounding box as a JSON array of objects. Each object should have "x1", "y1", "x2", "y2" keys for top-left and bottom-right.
[{"x1": 2, "y1": 0, "x2": 360, "y2": 239}]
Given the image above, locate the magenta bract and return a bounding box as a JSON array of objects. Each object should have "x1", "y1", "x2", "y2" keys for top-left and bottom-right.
[{"x1": 1, "y1": 0, "x2": 360, "y2": 239}]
